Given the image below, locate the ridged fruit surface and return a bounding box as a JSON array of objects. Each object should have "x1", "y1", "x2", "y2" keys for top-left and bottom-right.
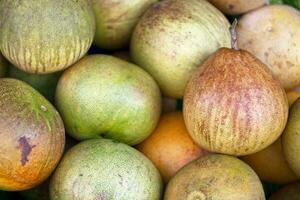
[
  {"x1": 136, "y1": 112, "x2": 209, "y2": 183},
  {"x1": 164, "y1": 154, "x2": 265, "y2": 200},
  {"x1": 282, "y1": 97, "x2": 300, "y2": 177},
  {"x1": 237, "y1": 5, "x2": 300, "y2": 91},
  {"x1": 0, "y1": 0, "x2": 95, "y2": 74},
  {"x1": 92, "y1": 0, "x2": 157, "y2": 50},
  {"x1": 241, "y1": 138, "x2": 298, "y2": 184},
  {"x1": 208, "y1": 0, "x2": 268, "y2": 15},
  {"x1": 50, "y1": 139, "x2": 163, "y2": 200},
  {"x1": 0, "y1": 79, "x2": 65, "y2": 191},
  {"x1": 56, "y1": 55, "x2": 161, "y2": 145},
  {"x1": 184, "y1": 48, "x2": 288, "y2": 156},
  {"x1": 131, "y1": 0, "x2": 231, "y2": 98},
  {"x1": 269, "y1": 182, "x2": 300, "y2": 200}
]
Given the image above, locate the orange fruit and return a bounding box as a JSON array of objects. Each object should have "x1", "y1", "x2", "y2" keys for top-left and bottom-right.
[{"x1": 136, "y1": 112, "x2": 208, "y2": 182}]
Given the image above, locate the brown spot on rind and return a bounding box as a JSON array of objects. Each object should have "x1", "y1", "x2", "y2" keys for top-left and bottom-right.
[{"x1": 18, "y1": 136, "x2": 36, "y2": 166}]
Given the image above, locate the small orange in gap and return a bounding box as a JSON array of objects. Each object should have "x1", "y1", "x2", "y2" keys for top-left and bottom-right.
[
  {"x1": 287, "y1": 91, "x2": 300, "y2": 107},
  {"x1": 136, "y1": 112, "x2": 209, "y2": 183}
]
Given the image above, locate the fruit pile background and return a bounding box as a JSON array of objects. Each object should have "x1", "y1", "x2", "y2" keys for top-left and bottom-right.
[{"x1": 1, "y1": 0, "x2": 300, "y2": 200}]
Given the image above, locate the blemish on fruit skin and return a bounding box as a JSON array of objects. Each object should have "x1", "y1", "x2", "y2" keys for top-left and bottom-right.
[
  {"x1": 18, "y1": 136, "x2": 36, "y2": 166},
  {"x1": 40, "y1": 105, "x2": 47, "y2": 112}
]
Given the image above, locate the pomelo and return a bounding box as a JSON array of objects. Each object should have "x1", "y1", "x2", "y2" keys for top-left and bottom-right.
[
  {"x1": 0, "y1": 0, "x2": 95, "y2": 74},
  {"x1": 183, "y1": 48, "x2": 288, "y2": 156},
  {"x1": 55, "y1": 55, "x2": 161, "y2": 145},
  {"x1": 287, "y1": 91, "x2": 300, "y2": 106},
  {"x1": 164, "y1": 154, "x2": 265, "y2": 200},
  {"x1": 136, "y1": 112, "x2": 209, "y2": 182},
  {"x1": 237, "y1": 5, "x2": 300, "y2": 91},
  {"x1": 92, "y1": 0, "x2": 157, "y2": 49},
  {"x1": 282, "y1": 97, "x2": 300, "y2": 177},
  {"x1": 131, "y1": 0, "x2": 231, "y2": 98},
  {"x1": 208, "y1": 0, "x2": 268, "y2": 15},
  {"x1": 50, "y1": 139, "x2": 163, "y2": 200},
  {"x1": 0, "y1": 78, "x2": 65, "y2": 191}
]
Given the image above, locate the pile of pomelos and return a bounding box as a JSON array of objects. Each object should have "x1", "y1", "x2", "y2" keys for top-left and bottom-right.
[{"x1": 0, "y1": 0, "x2": 300, "y2": 199}]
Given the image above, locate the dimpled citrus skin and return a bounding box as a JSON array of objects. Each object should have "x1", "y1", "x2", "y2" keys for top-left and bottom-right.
[
  {"x1": 92, "y1": 0, "x2": 158, "y2": 50},
  {"x1": 136, "y1": 112, "x2": 209, "y2": 183},
  {"x1": 164, "y1": 154, "x2": 265, "y2": 200},
  {"x1": 183, "y1": 48, "x2": 288, "y2": 156},
  {"x1": 131, "y1": 0, "x2": 231, "y2": 98},
  {"x1": 0, "y1": 0, "x2": 95, "y2": 74},
  {"x1": 208, "y1": 0, "x2": 268, "y2": 15},
  {"x1": 50, "y1": 139, "x2": 163, "y2": 200},
  {"x1": 241, "y1": 138, "x2": 298, "y2": 184},
  {"x1": 0, "y1": 79, "x2": 65, "y2": 191},
  {"x1": 55, "y1": 55, "x2": 161, "y2": 145},
  {"x1": 237, "y1": 5, "x2": 300, "y2": 91}
]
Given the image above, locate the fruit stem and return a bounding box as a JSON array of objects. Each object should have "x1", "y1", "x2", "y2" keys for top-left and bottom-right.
[{"x1": 230, "y1": 19, "x2": 239, "y2": 51}]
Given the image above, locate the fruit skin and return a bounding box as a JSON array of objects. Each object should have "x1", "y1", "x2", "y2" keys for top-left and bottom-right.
[
  {"x1": 50, "y1": 139, "x2": 163, "y2": 200},
  {"x1": 287, "y1": 91, "x2": 300, "y2": 106},
  {"x1": 183, "y1": 48, "x2": 288, "y2": 156},
  {"x1": 56, "y1": 55, "x2": 161, "y2": 145},
  {"x1": 241, "y1": 138, "x2": 298, "y2": 184},
  {"x1": 0, "y1": 78, "x2": 65, "y2": 191},
  {"x1": 282, "y1": 97, "x2": 300, "y2": 177},
  {"x1": 208, "y1": 0, "x2": 268, "y2": 15},
  {"x1": 164, "y1": 154, "x2": 265, "y2": 200},
  {"x1": 92, "y1": 0, "x2": 157, "y2": 50},
  {"x1": 136, "y1": 112, "x2": 209, "y2": 183},
  {"x1": 237, "y1": 5, "x2": 300, "y2": 91},
  {"x1": 0, "y1": 0, "x2": 95, "y2": 74},
  {"x1": 269, "y1": 182, "x2": 300, "y2": 200},
  {"x1": 0, "y1": 53, "x2": 7, "y2": 77},
  {"x1": 131, "y1": 0, "x2": 231, "y2": 98},
  {"x1": 8, "y1": 65, "x2": 62, "y2": 103}
]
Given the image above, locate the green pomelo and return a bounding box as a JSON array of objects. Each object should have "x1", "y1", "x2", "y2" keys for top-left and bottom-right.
[
  {"x1": 8, "y1": 65, "x2": 62, "y2": 103},
  {"x1": 55, "y1": 55, "x2": 161, "y2": 145},
  {"x1": 0, "y1": 79, "x2": 65, "y2": 191},
  {"x1": 131, "y1": 0, "x2": 231, "y2": 98},
  {"x1": 164, "y1": 154, "x2": 265, "y2": 200},
  {"x1": 283, "y1": 97, "x2": 300, "y2": 177},
  {"x1": 92, "y1": 0, "x2": 158, "y2": 50},
  {"x1": 0, "y1": 0, "x2": 95, "y2": 74},
  {"x1": 269, "y1": 182, "x2": 300, "y2": 200},
  {"x1": 0, "y1": 53, "x2": 7, "y2": 77},
  {"x1": 50, "y1": 139, "x2": 163, "y2": 200}
]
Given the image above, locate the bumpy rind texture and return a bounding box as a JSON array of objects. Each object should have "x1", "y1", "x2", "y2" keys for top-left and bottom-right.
[
  {"x1": 164, "y1": 154, "x2": 265, "y2": 200},
  {"x1": 0, "y1": 78, "x2": 65, "y2": 191},
  {"x1": 92, "y1": 0, "x2": 158, "y2": 50},
  {"x1": 208, "y1": 0, "x2": 268, "y2": 15},
  {"x1": 183, "y1": 48, "x2": 288, "y2": 156},
  {"x1": 282, "y1": 97, "x2": 300, "y2": 177},
  {"x1": 55, "y1": 55, "x2": 161, "y2": 145},
  {"x1": 50, "y1": 139, "x2": 163, "y2": 200},
  {"x1": 131, "y1": 0, "x2": 231, "y2": 98},
  {"x1": 0, "y1": 0, "x2": 95, "y2": 74},
  {"x1": 237, "y1": 5, "x2": 300, "y2": 91}
]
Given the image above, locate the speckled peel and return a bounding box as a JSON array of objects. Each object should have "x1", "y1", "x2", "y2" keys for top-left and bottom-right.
[
  {"x1": 131, "y1": 0, "x2": 231, "y2": 98},
  {"x1": 0, "y1": 79, "x2": 65, "y2": 191}
]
